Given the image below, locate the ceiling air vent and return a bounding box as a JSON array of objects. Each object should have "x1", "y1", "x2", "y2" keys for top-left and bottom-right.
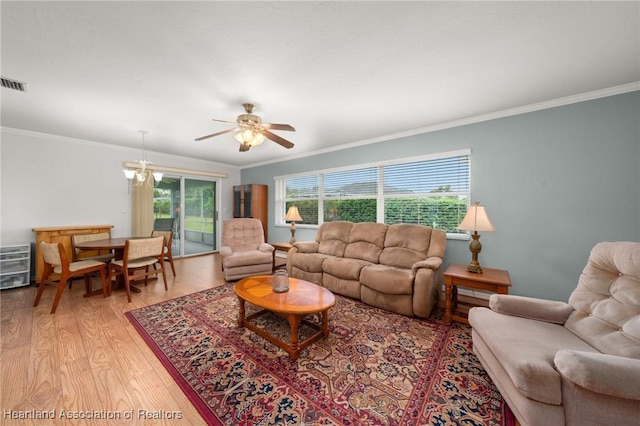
[{"x1": 1, "y1": 77, "x2": 27, "y2": 92}]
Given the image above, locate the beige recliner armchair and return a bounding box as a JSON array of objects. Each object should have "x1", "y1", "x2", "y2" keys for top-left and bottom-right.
[
  {"x1": 469, "y1": 241, "x2": 640, "y2": 426},
  {"x1": 221, "y1": 218, "x2": 274, "y2": 281}
]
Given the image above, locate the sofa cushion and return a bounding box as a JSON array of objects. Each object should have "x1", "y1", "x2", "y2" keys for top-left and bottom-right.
[
  {"x1": 344, "y1": 222, "x2": 387, "y2": 263},
  {"x1": 317, "y1": 221, "x2": 353, "y2": 257},
  {"x1": 468, "y1": 307, "x2": 598, "y2": 405},
  {"x1": 323, "y1": 274, "x2": 362, "y2": 300},
  {"x1": 360, "y1": 265, "x2": 414, "y2": 295},
  {"x1": 379, "y1": 224, "x2": 432, "y2": 269},
  {"x1": 565, "y1": 241, "x2": 640, "y2": 359},
  {"x1": 323, "y1": 257, "x2": 371, "y2": 281}
]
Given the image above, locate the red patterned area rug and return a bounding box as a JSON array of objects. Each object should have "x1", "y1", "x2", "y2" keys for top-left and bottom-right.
[{"x1": 125, "y1": 284, "x2": 514, "y2": 426}]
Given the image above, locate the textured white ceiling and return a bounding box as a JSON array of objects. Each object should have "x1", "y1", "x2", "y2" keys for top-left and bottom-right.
[{"x1": 1, "y1": 1, "x2": 639, "y2": 167}]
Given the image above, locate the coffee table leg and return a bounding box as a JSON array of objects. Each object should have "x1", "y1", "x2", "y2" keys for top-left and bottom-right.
[
  {"x1": 288, "y1": 314, "x2": 302, "y2": 360},
  {"x1": 237, "y1": 297, "x2": 245, "y2": 328},
  {"x1": 321, "y1": 311, "x2": 329, "y2": 338}
]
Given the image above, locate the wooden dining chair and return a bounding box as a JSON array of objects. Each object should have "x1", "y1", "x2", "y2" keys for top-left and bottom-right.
[
  {"x1": 108, "y1": 236, "x2": 167, "y2": 302},
  {"x1": 71, "y1": 232, "x2": 115, "y2": 262},
  {"x1": 153, "y1": 218, "x2": 175, "y2": 232},
  {"x1": 34, "y1": 242, "x2": 108, "y2": 314},
  {"x1": 69, "y1": 232, "x2": 115, "y2": 290},
  {"x1": 151, "y1": 230, "x2": 176, "y2": 276}
]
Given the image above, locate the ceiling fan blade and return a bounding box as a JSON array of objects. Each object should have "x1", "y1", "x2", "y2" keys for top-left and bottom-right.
[
  {"x1": 194, "y1": 128, "x2": 237, "y2": 141},
  {"x1": 239, "y1": 143, "x2": 250, "y2": 152},
  {"x1": 211, "y1": 118, "x2": 236, "y2": 124},
  {"x1": 263, "y1": 129, "x2": 295, "y2": 149},
  {"x1": 262, "y1": 123, "x2": 295, "y2": 132}
]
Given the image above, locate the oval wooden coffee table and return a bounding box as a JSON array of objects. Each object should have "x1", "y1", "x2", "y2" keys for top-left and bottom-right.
[{"x1": 234, "y1": 275, "x2": 336, "y2": 360}]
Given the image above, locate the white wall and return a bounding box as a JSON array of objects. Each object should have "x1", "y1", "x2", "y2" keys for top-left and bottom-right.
[{"x1": 0, "y1": 128, "x2": 241, "y2": 245}]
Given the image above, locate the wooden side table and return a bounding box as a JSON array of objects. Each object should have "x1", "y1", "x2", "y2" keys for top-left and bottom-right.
[
  {"x1": 443, "y1": 263, "x2": 511, "y2": 324},
  {"x1": 271, "y1": 242, "x2": 293, "y2": 272}
]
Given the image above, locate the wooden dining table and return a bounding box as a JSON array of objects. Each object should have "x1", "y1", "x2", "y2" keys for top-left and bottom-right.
[{"x1": 74, "y1": 237, "x2": 150, "y2": 294}]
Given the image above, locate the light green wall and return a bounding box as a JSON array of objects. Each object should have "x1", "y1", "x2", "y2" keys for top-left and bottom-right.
[{"x1": 242, "y1": 91, "x2": 640, "y2": 301}]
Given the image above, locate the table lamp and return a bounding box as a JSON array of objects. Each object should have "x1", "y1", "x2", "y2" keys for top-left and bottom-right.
[
  {"x1": 285, "y1": 205, "x2": 303, "y2": 244},
  {"x1": 457, "y1": 202, "x2": 496, "y2": 273}
]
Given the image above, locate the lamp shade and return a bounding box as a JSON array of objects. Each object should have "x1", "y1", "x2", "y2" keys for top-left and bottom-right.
[
  {"x1": 285, "y1": 205, "x2": 302, "y2": 222},
  {"x1": 457, "y1": 202, "x2": 496, "y2": 232}
]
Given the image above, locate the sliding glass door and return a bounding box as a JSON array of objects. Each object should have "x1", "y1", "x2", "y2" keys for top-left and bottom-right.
[
  {"x1": 154, "y1": 176, "x2": 217, "y2": 256},
  {"x1": 183, "y1": 178, "x2": 216, "y2": 255}
]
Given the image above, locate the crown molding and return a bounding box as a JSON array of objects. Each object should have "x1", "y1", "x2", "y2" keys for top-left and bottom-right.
[{"x1": 244, "y1": 81, "x2": 640, "y2": 169}]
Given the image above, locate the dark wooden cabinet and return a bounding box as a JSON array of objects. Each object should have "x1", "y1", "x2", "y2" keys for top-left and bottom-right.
[{"x1": 233, "y1": 184, "x2": 268, "y2": 241}]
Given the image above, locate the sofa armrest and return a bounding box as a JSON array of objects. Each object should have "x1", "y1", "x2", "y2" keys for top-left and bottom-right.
[
  {"x1": 555, "y1": 350, "x2": 640, "y2": 400},
  {"x1": 220, "y1": 246, "x2": 232, "y2": 257},
  {"x1": 411, "y1": 257, "x2": 442, "y2": 273},
  {"x1": 489, "y1": 294, "x2": 573, "y2": 324},
  {"x1": 292, "y1": 241, "x2": 319, "y2": 253},
  {"x1": 259, "y1": 243, "x2": 274, "y2": 252}
]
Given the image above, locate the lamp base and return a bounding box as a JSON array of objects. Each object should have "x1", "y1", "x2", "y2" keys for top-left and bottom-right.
[
  {"x1": 289, "y1": 223, "x2": 296, "y2": 244},
  {"x1": 466, "y1": 263, "x2": 483, "y2": 274},
  {"x1": 467, "y1": 232, "x2": 484, "y2": 274}
]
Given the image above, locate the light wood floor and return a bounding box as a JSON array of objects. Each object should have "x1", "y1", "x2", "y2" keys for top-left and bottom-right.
[{"x1": 1, "y1": 254, "x2": 226, "y2": 425}]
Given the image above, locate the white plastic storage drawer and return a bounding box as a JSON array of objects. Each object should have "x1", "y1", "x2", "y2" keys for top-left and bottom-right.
[{"x1": 0, "y1": 243, "x2": 31, "y2": 289}]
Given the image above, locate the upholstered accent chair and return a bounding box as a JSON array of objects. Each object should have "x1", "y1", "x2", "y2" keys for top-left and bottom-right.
[
  {"x1": 469, "y1": 241, "x2": 640, "y2": 426},
  {"x1": 34, "y1": 241, "x2": 108, "y2": 314},
  {"x1": 151, "y1": 230, "x2": 176, "y2": 276},
  {"x1": 221, "y1": 218, "x2": 274, "y2": 281},
  {"x1": 108, "y1": 236, "x2": 167, "y2": 302}
]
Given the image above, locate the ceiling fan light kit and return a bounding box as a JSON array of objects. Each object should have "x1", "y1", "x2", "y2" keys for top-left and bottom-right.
[
  {"x1": 196, "y1": 103, "x2": 295, "y2": 152},
  {"x1": 234, "y1": 128, "x2": 265, "y2": 147}
]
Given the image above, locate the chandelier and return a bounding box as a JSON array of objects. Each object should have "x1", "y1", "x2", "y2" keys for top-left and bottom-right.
[{"x1": 123, "y1": 130, "x2": 163, "y2": 186}]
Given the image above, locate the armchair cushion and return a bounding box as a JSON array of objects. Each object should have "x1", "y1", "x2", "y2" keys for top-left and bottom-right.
[
  {"x1": 258, "y1": 242, "x2": 275, "y2": 253},
  {"x1": 489, "y1": 294, "x2": 574, "y2": 325},
  {"x1": 565, "y1": 241, "x2": 640, "y2": 358},
  {"x1": 554, "y1": 350, "x2": 640, "y2": 400},
  {"x1": 223, "y1": 250, "x2": 272, "y2": 268}
]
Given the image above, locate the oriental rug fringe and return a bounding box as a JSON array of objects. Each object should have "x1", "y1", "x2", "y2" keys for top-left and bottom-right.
[{"x1": 125, "y1": 284, "x2": 514, "y2": 426}]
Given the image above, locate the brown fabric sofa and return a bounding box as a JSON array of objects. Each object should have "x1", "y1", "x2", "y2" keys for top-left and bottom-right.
[
  {"x1": 469, "y1": 241, "x2": 640, "y2": 426},
  {"x1": 286, "y1": 221, "x2": 446, "y2": 318}
]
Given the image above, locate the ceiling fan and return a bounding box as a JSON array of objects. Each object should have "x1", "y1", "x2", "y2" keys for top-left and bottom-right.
[{"x1": 195, "y1": 103, "x2": 295, "y2": 152}]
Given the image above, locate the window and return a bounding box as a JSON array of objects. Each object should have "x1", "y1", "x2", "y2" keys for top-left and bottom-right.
[
  {"x1": 383, "y1": 155, "x2": 469, "y2": 233},
  {"x1": 275, "y1": 149, "x2": 470, "y2": 237},
  {"x1": 282, "y1": 174, "x2": 319, "y2": 225},
  {"x1": 323, "y1": 167, "x2": 378, "y2": 222}
]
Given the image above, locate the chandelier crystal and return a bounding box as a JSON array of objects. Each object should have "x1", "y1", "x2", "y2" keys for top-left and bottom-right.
[{"x1": 123, "y1": 130, "x2": 163, "y2": 186}]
